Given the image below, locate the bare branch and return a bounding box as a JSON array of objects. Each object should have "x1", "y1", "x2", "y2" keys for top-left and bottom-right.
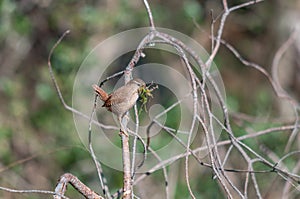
[
  {"x1": 0, "y1": 186, "x2": 69, "y2": 199},
  {"x1": 121, "y1": 133, "x2": 132, "y2": 199},
  {"x1": 142, "y1": 0, "x2": 155, "y2": 30},
  {"x1": 54, "y1": 173, "x2": 104, "y2": 199}
]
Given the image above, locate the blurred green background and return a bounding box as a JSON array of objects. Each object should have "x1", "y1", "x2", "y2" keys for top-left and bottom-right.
[{"x1": 0, "y1": 0, "x2": 299, "y2": 198}]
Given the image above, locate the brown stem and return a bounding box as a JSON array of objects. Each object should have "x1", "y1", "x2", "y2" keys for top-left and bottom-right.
[
  {"x1": 54, "y1": 173, "x2": 103, "y2": 199},
  {"x1": 121, "y1": 133, "x2": 132, "y2": 199}
]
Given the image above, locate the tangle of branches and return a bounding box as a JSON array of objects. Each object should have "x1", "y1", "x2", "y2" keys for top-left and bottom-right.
[{"x1": 1, "y1": 0, "x2": 299, "y2": 199}]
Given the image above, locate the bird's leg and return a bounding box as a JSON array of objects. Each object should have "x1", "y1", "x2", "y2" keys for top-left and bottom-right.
[{"x1": 119, "y1": 116, "x2": 129, "y2": 137}]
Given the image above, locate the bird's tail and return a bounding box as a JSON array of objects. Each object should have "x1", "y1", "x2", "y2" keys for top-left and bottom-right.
[{"x1": 93, "y1": 84, "x2": 109, "y2": 101}]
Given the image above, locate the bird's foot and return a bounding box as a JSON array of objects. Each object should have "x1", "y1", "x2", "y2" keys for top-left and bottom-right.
[{"x1": 119, "y1": 130, "x2": 129, "y2": 137}]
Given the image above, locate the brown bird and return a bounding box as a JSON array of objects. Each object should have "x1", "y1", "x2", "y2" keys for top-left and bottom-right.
[{"x1": 93, "y1": 78, "x2": 146, "y2": 135}]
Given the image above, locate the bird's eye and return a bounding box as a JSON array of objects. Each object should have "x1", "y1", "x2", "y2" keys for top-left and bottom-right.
[{"x1": 134, "y1": 81, "x2": 141, "y2": 86}]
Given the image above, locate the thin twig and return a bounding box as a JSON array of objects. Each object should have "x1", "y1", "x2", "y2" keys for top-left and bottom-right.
[
  {"x1": 142, "y1": 0, "x2": 155, "y2": 30},
  {"x1": 48, "y1": 30, "x2": 118, "y2": 131},
  {"x1": 0, "y1": 186, "x2": 69, "y2": 199},
  {"x1": 88, "y1": 97, "x2": 112, "y2": 198}
]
